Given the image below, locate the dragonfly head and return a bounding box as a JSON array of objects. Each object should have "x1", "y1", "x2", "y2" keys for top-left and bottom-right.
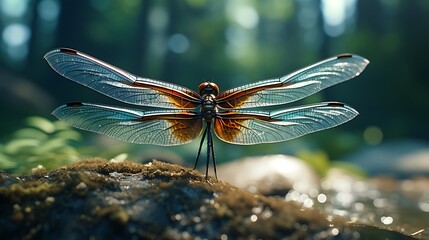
[{"x1": 198, "y1": 82, "x2": 219, "y2": 97}]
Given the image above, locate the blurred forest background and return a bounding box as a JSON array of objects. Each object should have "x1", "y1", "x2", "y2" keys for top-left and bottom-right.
[{"x1": 1, "y1": 0, "x2": 428, "y2": 170}]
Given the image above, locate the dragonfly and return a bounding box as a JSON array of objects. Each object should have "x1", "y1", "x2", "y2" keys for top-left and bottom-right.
[{"x1": 45, "y1": 48, "x2": 369, "y2": 181}]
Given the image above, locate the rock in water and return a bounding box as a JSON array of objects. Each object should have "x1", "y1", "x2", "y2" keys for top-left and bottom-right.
[
  {"x1": 217, "y1": 155, "x2": 320, "y2": 196},
  {"x1": 0, "y1": 158, "x2": 415, "y2": 239}
]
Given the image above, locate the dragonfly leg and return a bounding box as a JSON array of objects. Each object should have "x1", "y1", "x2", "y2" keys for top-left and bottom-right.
[
  {"x1": 208, "y1": 125, "x2": 217, "y2": 180},
  {"x1": 194, "y1": 125, "x2": 208, "y2": 170},
  {"x1": 205, "y1": 122, "x2": 212, "y2": 181}
]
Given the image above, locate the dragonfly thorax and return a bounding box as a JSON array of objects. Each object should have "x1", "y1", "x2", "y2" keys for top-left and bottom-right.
[
  {"x1": 201, "y1": 94, "x2": 216, "y2": 122},
  {"x1": 199, "y1": 82, "x2": 219, "y2": 122}
]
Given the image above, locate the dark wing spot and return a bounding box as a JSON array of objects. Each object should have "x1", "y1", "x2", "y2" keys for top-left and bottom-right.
[
  {"x1": 60, "y1": 48, "x2": 78, "y2": 55},
  {"x1": 337, "y1": 54, "x2": 353, "y2": 59},
  {"x1": 66, "y1": 102, "x2": 84, "y2": 107},
  {"x1": 327, "y1": 102, "x2": 345, "y2": 107}
]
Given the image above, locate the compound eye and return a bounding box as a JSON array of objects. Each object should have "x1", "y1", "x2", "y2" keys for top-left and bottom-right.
[
  {"x1": 210, "y1": 83, "x2": 219, "y2": 95},
  {"x1": 198, "y1": 82, "x2": 208, "y2": 94},
  {"x1": 198, "y1": 82, "x2": 219, "y2": 96}
]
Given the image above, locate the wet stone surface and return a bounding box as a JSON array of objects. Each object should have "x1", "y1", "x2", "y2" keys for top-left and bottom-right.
[{"x1": 0, "y1": 158, "x2": 416, "y2": 239}]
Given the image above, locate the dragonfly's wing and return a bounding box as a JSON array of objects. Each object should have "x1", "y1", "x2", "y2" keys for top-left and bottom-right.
[
  {"x1": 214, "y1": 102, "x2": 358, "y2": 145},
  {"x1": 45, "y1": 48, "x2": 201, "y2": 109},
  {"x1": 52, "y1": 102, "x2": 203, "y2": 146},
  {"x1": 216, "y1": 54, "x2": 369, "y2": 109}
]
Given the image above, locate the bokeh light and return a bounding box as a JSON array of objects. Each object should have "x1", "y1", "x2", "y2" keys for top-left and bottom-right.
[
  {"x1": 0, "y1": 0, "x2": 28, "y2": 17},
  {"x1": 363, "y1": 126, "x2": 383, "y2": 145},
  {"x1": 37, "y1": 0, "x2": 60, "y2": 22},
  {"x1": 2, "y1": 23, "x2": 30, "y2": 47},
  {"x1": 168, "y1": 34, "x2": 190, "y2": 54},
  {"x1": 320, "y1": 0, "x2": 357, "y2": 37}
]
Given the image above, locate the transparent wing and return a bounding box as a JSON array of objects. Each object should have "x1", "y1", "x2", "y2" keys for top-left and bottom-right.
[
  {"x1": 214, "y1": 102, "x2": 358, "y2": 145},
  {"x1": 45, "y1": 48, "x2": 201, "y2": 109},
  {"x1": 216, "y1": 54, "x2": 369, "y2": 109},
  {"x1": 52, "y1": 102, "x2": 203, "y2": 146}
]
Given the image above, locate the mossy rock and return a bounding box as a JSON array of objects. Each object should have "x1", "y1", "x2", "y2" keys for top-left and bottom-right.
[{"x1": 0, "y1": 158, "x2": 415, "y2": 240}]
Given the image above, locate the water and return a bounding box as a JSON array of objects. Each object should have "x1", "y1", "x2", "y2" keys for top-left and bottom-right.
[{"x1": 286, "y1": 169, "x2": 429, "y2": 238}]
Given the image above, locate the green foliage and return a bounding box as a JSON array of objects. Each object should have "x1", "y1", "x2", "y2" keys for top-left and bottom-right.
[
  {"x1": 296, "y1": 150, "x2": 331, "y2": 177},
  {"x1": 296, "y1": 149, "x2": 366, "y2": 178},
  {"x1": 0, "y1": 116, "x2": 82, "y2": 174},
  {"x1": 331, "y1": 161, "x2": 367, "y2": 178}
]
